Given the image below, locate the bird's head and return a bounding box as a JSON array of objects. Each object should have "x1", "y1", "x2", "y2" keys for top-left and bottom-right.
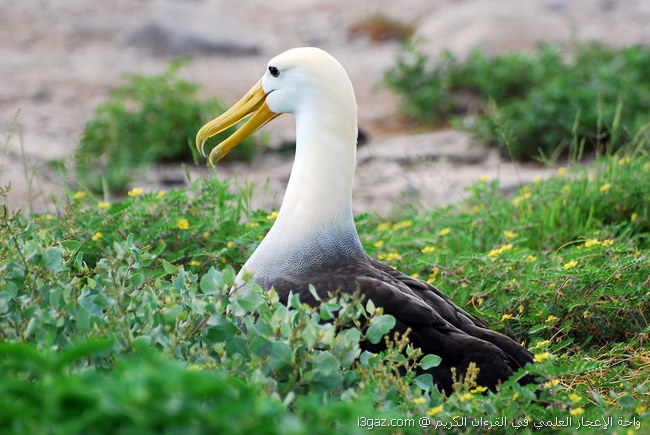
[{"x1": 196, "y1": 47, "x2": 356, "y2": 166}]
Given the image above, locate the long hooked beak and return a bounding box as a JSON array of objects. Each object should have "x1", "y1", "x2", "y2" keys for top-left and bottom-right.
[{"x1": 196, "y1": 80, "x2": 281, "y2": 166}]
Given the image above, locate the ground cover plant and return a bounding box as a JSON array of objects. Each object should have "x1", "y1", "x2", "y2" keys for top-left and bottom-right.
[
  {"x1": 384, "y1": 42, "x2": 650, "y2": 160},
  {"x1": 73, "y1": 61, "x2": 259, "y2": 194},
  {"x1": 1, "y1": 145, "x2": 648, "y2": 433}
]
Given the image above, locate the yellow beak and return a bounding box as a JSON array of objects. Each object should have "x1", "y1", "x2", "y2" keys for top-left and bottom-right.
[{"x1": 196, "y1": 80, "x2": 280, "y2": 166}]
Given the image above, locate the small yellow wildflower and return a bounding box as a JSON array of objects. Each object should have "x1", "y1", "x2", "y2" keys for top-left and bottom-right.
[
  {"x1": 569, "y1": 394, "x2": 582, "y2": 402},
  {"x1": 266, "y1": 211, "x2": 279, "y2": 220},
  {"x1": 512, "y1": 192, "x2": 532, "y2": 206},
  {"x1": 477, "y1": 298, "x2": 484, "y2": 306},
  {"x1": 176, "y1": 218, "x2": 189, "y2": 230},
  {"x1": 438, "y1": 228, "x2": 451, "y2": 236},
  {"x1": 563, "y1": 260, "x2": 578, "y2": 270},
  {"x1": 534, "y1": 352, "x2": 551, "y2": 362},
  {"x1": 546, "y1": 315, "x2": 559, "y2": 323},
  {"x1": 190, "y1": 260, "x2": 200, "y2": 266},
  {"x1": 584, "y1": 239, "x2": 601, "y2": 248},
  {"x1": 374, "y1": 240, "x2": 384, "y2": 248},
  {"x1": 636, "y1": 405, "x2": 647, "y2": 414},
  {"x1": 385, "y1": 252, "x2": 401, "y2": 261},
  {"x1": 44, "y1": 214, "x2": 54, "y2": 220},
  {"x1": 618, "y1": 157, "x2": 632, "y2": 165},
  {"x1": 393, "y1": 220, "x2": 413, "y2": 230},
  {"x1": 526, "y1": 255, "x2": 537, "y2": 262},
  {"x1": 413, "y1": 397, "x2": 427, "y2": 405},
  {"x1": 471, "y1": 205, "x2": 482, "y2": 214},
  {"x1": 512, "y1": 393, "x2": 520, "y2": 399},
  {"x1": 599, "y1": 183, "x2": 611, "y2": 192},
  {"x1": 518, "y1": 305, "x2": 524, "y2": 314},
  {"x1": 427, "y1": 405, "x2": 443, "y2": 416},
  {"x1": 501, "y1": 314, "x2": 513, "y2": 321},
  {"x1": 98, "y1": 201, "x2": 109, "y2": 209},
  {"x1": 203, "y1": 232, "x2": 210, "y2": 239},
  {"x1": 91, "y1": 232, "x2": 102, "y2": 241},
  {"x1": 159, "y1": 239, "x2": 165, "y2": 244},
  {"x1": 377, "y1": 222, "x2": 391, "y2": 232},
  {"x1": 227, "y1": 241, "x2": 234, "y2": 248},
  {"x1": 421, "y1": 245, "x2": 435, "y2": 254},
  {"x1": 583, "y1": 311, "x2": 589, "y2": 318},
  {"x1": 459, "y1": 393, "x2": 473, "y2": 401},
  {"x1": 602, "y1": 239, "x2": 614, "y2": 247},
  {"x1": 411, "y1": 273, "x2": 420, "y2": 279},
  {"x1": 156, "y1": 191, "x2": 166, "y2": 199},
  {"x1": 128, "y1": 187, "x2": 143, "y2": 197},
  {"x1": 533, "y1": 176, "x2": 543, "y2": 184},
  {"x1": 471, "y1": 386, "x2": 487, "y2": 393},
  {"x1": 479, "y1": 174, "x2": 491, "y2": 183},
  {"x1": 631, "y1": 213, "x2": 638, "y2": 222},
  {"x1": 569, "y1": 407, "x2": 584, "y2": 416},
  {"x1": 557, "y1": 167, "x2": 568, "y2": 176},
  {"x1": 533, "y1": 340, "x2": 551, "y2": 349},
  {"x1": 503, "y1": 230, "x2": 516, "y2": 239},
  {"x1": 247, "y1": 222, "x2": 259, "y2": 228},
  {"x1": 543, "y1": 379, "x2": 560, "y2": 388},
  {"x1": 73, "y1": 191, "x2": 86, "y2": 200}
]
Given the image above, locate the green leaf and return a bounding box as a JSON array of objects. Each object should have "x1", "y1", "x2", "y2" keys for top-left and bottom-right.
[
  {"x1": 414, "y1": 373, "x2": 434, "y2": 391},
  {"x1": 161, "y1": 259, "x2": 177, "y2": 275},
  {"x1": 61, "y1": 240, "x2": 82, "y2": 252},
  {"x1": 365, "y1": 314, "x2": 396, "y2": 344},
  {"x1": 234, "y1": 290, "x2": 265, "y2": 312},
  {"x1": 420, "y1": 354, "x2": 442, "y2": 369},
  {"x1": 42, "y1": 247, "x2": 63, "y2": 273}
]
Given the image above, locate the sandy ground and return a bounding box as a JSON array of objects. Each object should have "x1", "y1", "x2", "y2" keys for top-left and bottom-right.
[{"x1": 1, "y1": 0, "x2": 649, "y2": 214}]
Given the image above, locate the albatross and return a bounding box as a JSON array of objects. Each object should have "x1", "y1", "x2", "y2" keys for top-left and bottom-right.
[{"x1": 196, "y1": 47, "x2": 534, "y2": 392}]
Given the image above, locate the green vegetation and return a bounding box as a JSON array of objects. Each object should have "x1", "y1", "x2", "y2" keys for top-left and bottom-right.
[
  {"x1": 1, "y1": 148, "x2": 648, "y2": 432},
  {"x1": 74, "y1": 61, "x2": 258, "y2": 194},
  {"x1": 384, "y1": 42, "x2": 650, "y2": 159}
]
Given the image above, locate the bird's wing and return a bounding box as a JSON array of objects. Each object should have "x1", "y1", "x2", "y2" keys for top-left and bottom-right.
[{"x1": 268, "y1": 256, "x2": 533, "y2": 391}]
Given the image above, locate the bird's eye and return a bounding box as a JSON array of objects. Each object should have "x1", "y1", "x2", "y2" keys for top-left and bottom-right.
[{"x1": 268, "y1": 66, "x2": 280, "y2": 77}]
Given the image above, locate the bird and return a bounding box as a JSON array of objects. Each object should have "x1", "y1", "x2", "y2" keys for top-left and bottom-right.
[{"x1": 196, "y1": 47, "x2": 534, "y2": 392}]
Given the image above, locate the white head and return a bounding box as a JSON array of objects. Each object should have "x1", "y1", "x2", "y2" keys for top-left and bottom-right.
[{"x1": 196, "y1": 47, "x2": 357, "y2": 165}]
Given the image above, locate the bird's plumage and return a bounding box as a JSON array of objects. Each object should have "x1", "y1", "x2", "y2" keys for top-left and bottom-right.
[{"x1": 197, "y1": 47, "x2": 534, "y2": 392}]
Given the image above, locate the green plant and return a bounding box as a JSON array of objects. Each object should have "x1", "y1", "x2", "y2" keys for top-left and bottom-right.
[
  {"x1": 75, "y1": 60, "x2": 258, "y2": 193},
  {"x1": 385, "y1": 42, "x2": 650, "y2": 159}
]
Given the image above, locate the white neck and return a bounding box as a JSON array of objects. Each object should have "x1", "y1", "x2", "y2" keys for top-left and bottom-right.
[{"x1": 241, "y1": 92, "x2": 364, "y2": 280}]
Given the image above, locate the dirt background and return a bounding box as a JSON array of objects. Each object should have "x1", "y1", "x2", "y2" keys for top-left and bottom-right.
[{"x1": 2, "y1": 0, "x2": 649, "y2": 214}]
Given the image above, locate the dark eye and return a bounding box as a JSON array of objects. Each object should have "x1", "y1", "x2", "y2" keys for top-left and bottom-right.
[{"x1": 268, "y1": 66, "x2": 280, "y2": 77}]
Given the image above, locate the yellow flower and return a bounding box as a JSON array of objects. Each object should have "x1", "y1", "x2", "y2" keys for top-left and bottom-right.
[
  {"x1": 413, "y1": 397, "x2": 427, "y2": 405},
  {"x1": 534, "y1": 352, "x2": 551, "y2": 362},
  {"x1": 203, "y1": 232, "x2": 210, "y2": 239},
  {"x1": 526, "y1": 255, "x2": 537, "y2": 262},
  {"x1": 631, "y1": 213, "x2": 638, "y2": 222},
  {"x1": 385, "y1": 252, "x2": 401, "y2": 261},
  {"x1": 377, "y1": 222, "x2": 391, "y2": 232},
  {"x1": 73, "y1": 191, "x2": 86, "y2": 200},
  {"x1": 427, "y1": 405, "x2": 443, "y2": 416},
  {"x1": 503, "y1": 230, "x2": 516, "y2": 239},
  {"x1": 512, "y1": 393, "x2": 520, "y2": 399},
  {"x1": 569, "y1": 393, "x2": 582, "y2": 402},
  {"x1": 421, "y1": 245, "x2": 435, "y2": 254},
  {"x1": 374, "y1": 240, "x2": 384, "y2": 248},
  {"x1": 91, "y1": 232, "x2": 102, "y2": 241},
  {"x1": 569, "y1": 407, "x2": 584, "y2": 416},
  {"x1": 512, "y1": 192, "x2": 532, "y2": 206},
  {"x1": 247, "y1": 222, "x2": 259, "y2": 227},
  {"x1": 190, "y1": 260, "x2": 200, "y2": 266},
  {"x1": 533, "y1": 176, "x2": 543, "y2": 184},
  {"x1": 176, "y1": 218, "x2": 189, "y2": 230},
  {"x1": 563, "y1": 260, "x2": 578, "y2": 270},
  {"x1": 618, "y1": 157, "x2": 632, "y2": 165},
  {"x1": 477, "y1": 298, "x2": 484, "y2": 306},
  {"x1": 393, "y1": 220, "x2": 413, "y2": 230},
  {"x1": 98, "y1": 201, "x2": 110, "y2": 209},
  {"x1": 602, "y1": 239, "x2": 614, "y2": 246},
  {"x1": 128, "y1": 187, "x2": 143, "y2": 197},
  {"x1": 636, "y1": 405, "x2": 647, "y2": 414},
  {"x1": 479, "y1": 174, "x2": 491, "y2": 183},
  {"x1": 227, "y1": 241, "x2": 234, "y2": 248},
  {"x1": 583, "y1": 311, "x2": 589, "y2": 318},
  {"x1": 438, "y1": 228, "x2": 451, "y2": 236},
  {"x1": 459, "y1": 393, "x2": 473, "y2": 401},
  {"x1": 599, "y1": 183, "x2": 611, "y2": 192},
  {"x1": 518, "y1": 305, "x2": 524, "y2": 314},
  {"x1": 156, "y1": 191, "x2": 166, "y2": 199},
  {"x1": 411, "y1": 273, "x2": 420, "y2": 279},
  {"x1": 584, "y1": 239, "x2": 601, "y2": 248},
  {"x1": 471, "y1": 386, "x2": 487, "y2": 393},
  {"x1": 557, "y1": 167, "x2": 568, "y2": 176},
  {"x1": 501, "y1": 314, "x2": 513, "y2": 321},
  {"x1": 546, "y1": 315, "x2": 558, "y2": 323},
  {"x1": 266, "y1": 211, "x2": 279, "y2": 220}
]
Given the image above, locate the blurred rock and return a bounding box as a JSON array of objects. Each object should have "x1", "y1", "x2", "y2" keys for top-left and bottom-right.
[{"x1": 125, "y1": 4, "x2": 261, "y2": 56}]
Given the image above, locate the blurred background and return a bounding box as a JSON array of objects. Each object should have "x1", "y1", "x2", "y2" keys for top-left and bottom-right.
[{"x1": 2, "y1": 0, "x2": 649, "y2": 214}]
